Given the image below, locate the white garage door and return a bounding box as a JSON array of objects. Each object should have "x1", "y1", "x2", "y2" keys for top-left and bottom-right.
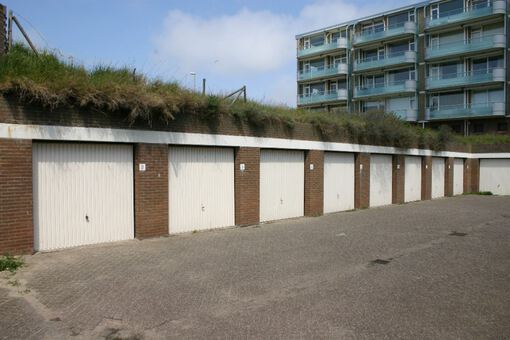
[
  {"x1": 169, "y1": 146, "x2": 234, "y2": 233},
  {"x1": 370, "y1": 155, "x2": 393, "y2": 207},
  {"x1": 405, "y1": 156, "x2": 422, "y2": 202},
  {"x1": 431, "y1": 157, "x2": 445, "y2": 198},
  {"x1": 260, "y1": 150, "x2": 304, "y2": 222},
  {"x1": 480, "y1": 159, "x2": 510, "y2": 195},
  {"x1": 323, "y1": 152, "x2": 355, "y2": 213},
  {"x1": 33, "y1": 143, "x2": 134, "y2": 251},
  {"x1": 453, "y1": 159, "x2": 464, "y2": 195}
]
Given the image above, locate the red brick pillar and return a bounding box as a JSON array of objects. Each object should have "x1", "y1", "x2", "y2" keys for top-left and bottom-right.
[
  {"x1": 465, "y1": 158, "x2": 480, "y2": 193},
  {"x1": 445, "y1": 157, "x2": 454, "y2": 197},
  {"x1": 0, "y1": 139, "x2": 33, "y2": 254},
  {"x1": 355, "y1": 153, "x2": 370, "y2": 209},
  {"x1": 304, "y1": 150, "x2": 324, "y2": 217},
  {"x1": 134, "y1": 144, "x2": 168, "y2": 239},
  {"x1": 235, "y1": 147, "x2": 260, "y2": 226},
  {"x1": 421, "y1": 156, "x2": 432, "y2": 200},
  {"x1": 392, "y1": 155, "x2": 405, "y2": 204}
]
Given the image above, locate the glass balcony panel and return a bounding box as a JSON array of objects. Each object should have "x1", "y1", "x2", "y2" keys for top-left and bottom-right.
[
  {"x1": 425, "y1": 0, "x2": 506, "y2": 28},
  {"x1": 426, "y1": 102, "x2": 505, "y2": 120},
  {"x1": 425, "y1": 68, "x2": 505, "y2": 90},
  {"x1": 298, "y1": 63, "x2": 348, "y2": 81},
  {"x1": 297, "y1": 38, "x2": 349, "y2": 58},
  {"x1": 354, "y1": 51, "x2": 416, "y2": 72},
  {"x1": 425, "y1": 34, "x2": 506, "y2": 60},
  {"x1": 298, "y1": 89, "x2": 348, "y2": 105},
  {"x1": 354, "y1": 21, "x2": 416, "y2": 45},
  {"x1": 354, "y1": 80, "x2": 417, "y2": 98}
]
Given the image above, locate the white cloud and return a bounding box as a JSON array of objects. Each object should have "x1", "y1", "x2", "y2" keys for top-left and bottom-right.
[{"x1": 152, "y1": 0, "x2": 417, "y2": 106}]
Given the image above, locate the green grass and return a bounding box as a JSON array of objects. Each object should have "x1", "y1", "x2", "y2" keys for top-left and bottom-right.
[
  {"x1": 0, "y1": 255, "x2": 24, "y2": 273},
  {"x1": 455, "y1": 134, "x2": 510, "y2": 145},
  {"x1": 464, "y1": 191, "x2": 494, "y2": 196},
  {"x1": 1, "y1": 43, "x2": 505, "y2": 149}
]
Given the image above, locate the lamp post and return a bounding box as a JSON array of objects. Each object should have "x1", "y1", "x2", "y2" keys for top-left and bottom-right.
[{"x1": 190, "y1": 72, "x2": 196, "y2": 92}]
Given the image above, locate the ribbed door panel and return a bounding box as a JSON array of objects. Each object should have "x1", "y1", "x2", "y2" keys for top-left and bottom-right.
[
  {"x1": 323, "y1": 152, "x2": 355, "y2": 213},
  {"x1": 168, "y1": 147, "x2": 234, "y2": 233},
  {"x1": 453, "y1": 159, "x2": 464, "y2": 195},
  {"x1": 480, "y1": 159, "x2": 510, "y2": 195},
  {"x1": 260, "y1": 150, "x2": 304, "y2": 222},
  {"x1": 432, "y1": 157, "x2": 445, "y2": 198},
  {"x1": 405, "y1": 156, "x2": 422, "y2": 202},
  {"x1": 33, "y1": 143, "x2": 134, "y2": 251},
  {"x1": 370, "y1": 155, "x2": 393, "y2": 207}
]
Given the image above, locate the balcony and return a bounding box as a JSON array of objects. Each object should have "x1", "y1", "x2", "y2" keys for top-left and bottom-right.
[
  {"x1": 298, "y1": 63, "x2": 348, "y2": 81},
  {"x1": 425, "y1": 102, "x2": 505, "y2": 120},
  {"x1": 298, "y1": 89, "x2": 348, "y2": 106},
  {"x1": 354, "y1": 79, "x2": 417, "y2": 99},
  {"x1": 425, "y1": 0, "x2": 506, "y2": 29},
  {"x1": 297, "y1": 38, "x2": 349, "y2": 58},
  {"x1": 426, "y1": 68, "x2": 505, "y2": 90},
  {"x1": 425, "y1": 34, "x2": 506, "y2": 60},
  {"x1": 390, "y1": 109, "x2": 419, "y2": 122},
  {"x1": 353, "y1": 21, "x2": 416, "y2": 46},
  {"x1": 354, "y1": 51, "x2": 416, "y2": 72}
]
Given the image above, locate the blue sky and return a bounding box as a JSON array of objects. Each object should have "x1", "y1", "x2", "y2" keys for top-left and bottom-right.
[{"x1": 4, "y1": 0, "x2": 416, "y2": 106}]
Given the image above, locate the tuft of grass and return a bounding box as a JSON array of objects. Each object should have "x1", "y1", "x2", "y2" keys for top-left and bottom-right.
[
  {"x1": 0, "y1": 255, "x2": 24, "y2": 273},
  {"x1": 464, "y1": 191, "x2": 494, "y2": 196}
]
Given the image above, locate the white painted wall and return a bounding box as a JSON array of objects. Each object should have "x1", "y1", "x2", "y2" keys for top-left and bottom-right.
[
  {"x1": 431, "y1": 157, "x2": 445, "y2": 198},
  {"x1": 405, "y1": 156, "x2": 422, "y2": 202},
  {"x1": 480, "y1": 159, "x2": 510, "y2": 195},
  {"x1": 168, "y1": 146, "x2": 235, "y2": 233},
  {"x1": 33, "y1": 143, "x2": 134, "y2": 251},
  {"x1": 260, "y1": 150, "x2": 304, "y2": 222},
  {"x1": 370, "y1": 155, "x2": 393, "y2": 207},
  {"x1": 453, "y1": 159, "x2": 464, "y2": 195},
  {"x1": 323, "y1": 152, "x2": 355, "y2": 213}
]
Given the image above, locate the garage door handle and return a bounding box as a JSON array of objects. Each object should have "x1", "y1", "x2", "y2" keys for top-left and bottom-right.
[
  {"x1": 201, "y1": 205, "x2": 205, "y2": 212},
  {"x1": 85, "y1": 215, "x2": 89, "y2": 222}
]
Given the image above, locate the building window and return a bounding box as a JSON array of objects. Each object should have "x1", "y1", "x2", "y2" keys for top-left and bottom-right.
[
  {"x1": 497, "y1": 122, "x2": 508, "y2": 132},
  {"x1": 472, "y1": 123, "x2": 484, "y2": 134}
]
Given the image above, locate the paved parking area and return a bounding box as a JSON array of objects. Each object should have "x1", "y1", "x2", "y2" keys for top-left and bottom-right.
[{"x1": 1, "y1": 195, "x2": 510, "y2": 339}]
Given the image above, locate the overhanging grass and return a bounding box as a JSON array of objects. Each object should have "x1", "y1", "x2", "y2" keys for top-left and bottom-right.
[
  {"x1": 455, "y1": 134, "x2": 510, "y2": 145},
  {"x1": 1, "y1": 43, "x2": 504, "y2": 149}
]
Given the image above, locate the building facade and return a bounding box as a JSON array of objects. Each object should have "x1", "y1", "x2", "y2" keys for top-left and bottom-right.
[{"x1": 296, "y1": 0, "x2": 509, "y2": 135}]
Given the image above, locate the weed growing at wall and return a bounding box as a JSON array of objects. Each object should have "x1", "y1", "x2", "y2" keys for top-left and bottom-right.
[{"x1": 0, "y1": 255, "x2": 24, "y2": 273}]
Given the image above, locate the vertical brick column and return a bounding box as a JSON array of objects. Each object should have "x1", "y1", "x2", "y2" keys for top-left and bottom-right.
[
  {"x1": 0, "y1": 139, "x2": 33, "y2": 254},
  {"x1": 304, "y1": 150, "x2": 324, "y2": 217},
  {"x1": 421, "y1": 156, "x2": 432, "y2": 200},
  {"x1": 355, "y1": 153, "x2": 370, "y2": 209},
  {"x1": 235, "y1": 147, "x2": 260, "y2": 226},
  {"x1": 445, "y1": 157, "x2": 454, "y2": 197},
  {"x1": 465, "y1": 158, "x2": 480, "y2": 193},
  {"x1": 0, "y1": 5, "x2": 6, "y2": 56},
  {"x1": 134, "y1": 144, "x2": 168, "y2": 239},
  {"x1": 392, "y1": 155, "x2": 405, "y2": 204},
  {"x1": 417, "y1": 7, "x2": 426, "y2": 121}
]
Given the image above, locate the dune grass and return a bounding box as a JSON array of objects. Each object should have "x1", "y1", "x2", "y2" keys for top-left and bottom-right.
[{"x1": 0, "y1": 44, "x2": 507, "y2": 149}]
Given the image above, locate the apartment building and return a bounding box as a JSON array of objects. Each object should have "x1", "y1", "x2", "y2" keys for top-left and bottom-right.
[{"x1": 296, "y1": 0, "x2": 509, "y2": 134}]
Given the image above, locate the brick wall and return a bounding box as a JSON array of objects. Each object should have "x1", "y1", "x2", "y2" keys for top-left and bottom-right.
[
  {"x1": 0, "y1": 139, "x2": 33, "y2": 254},
  {"x1": 235, "y1": 147, "x2": 260, "y2": 226},
  {"x1": 304, "y1": 150, "x2": 324, "y2": 216},
  {"x1": 134, "y1": 144, "x2": 169, "y2": 238},
  {"x1": 421, "y1": 156, "x2": 432, "y2": 200},
  {"x1": 355, "y1": 153, "x2": 370, "y2": 209},
  {"x1": 392, "y1": 155, "x2": 405, "y2": 204},
  {"x1": 445, "y1": 157, "x2": 454, "y2": 197}
]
